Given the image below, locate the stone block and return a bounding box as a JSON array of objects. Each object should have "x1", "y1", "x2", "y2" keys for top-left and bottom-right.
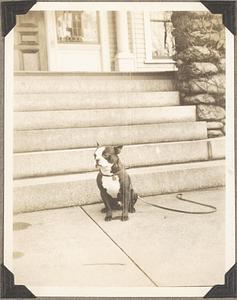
[
  {"x1": 208, "y1": 130, "x2": 224, "y2": 138},
  {"x1": 197, "y1": 104, "x2": 225, "y2": 121},
  {"x1": 183, "y1": 94, "x2": 216, "y2": 105},
  {"x1": 215, "y1": 94, "x2": 225, "y2": 107},
  {"x1": 183, "y1": 62, "x2": 218, "y2": 77},
  {"x1": 179, "y1": 74, "x2": 225, "y2": 94},
  {"x1": 217, "y1": 58, "x2": 226, "y2": 72},
  {"x1": 173, "y1": 30, "x2": 225, "y2": 51},
  {"x1": 207, "y1": 122, "x2": 224, "y2": 130},
  {"x1": 176, "y1": 46, "x2": 220, "y2": 63},
  {"x1": 171, "y1": 12, "x2": 223, "y2": 31}
]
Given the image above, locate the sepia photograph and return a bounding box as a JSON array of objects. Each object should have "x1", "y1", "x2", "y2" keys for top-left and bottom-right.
[{"x1": 1, "y1": 1, "x2": 235, "y2": 297}]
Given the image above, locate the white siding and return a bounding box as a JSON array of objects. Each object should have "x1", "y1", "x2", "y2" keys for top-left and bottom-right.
[
  {"x1": 128, "y1": 12, "x2": 133, "y2": 53},
  {"x1": 132, "y1": 12, "x2": 152, "y2": 71},
  {"x1": 108, "y1": 11, "x2": 117, "y2": 71}
]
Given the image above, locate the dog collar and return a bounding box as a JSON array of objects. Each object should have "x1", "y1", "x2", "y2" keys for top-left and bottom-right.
[
  {"x1": 99, "y1": 171, "x2": 119, "y2": 181},
  {"x1": 99, "y1": 170, "x2": 113, "y2": 177}
]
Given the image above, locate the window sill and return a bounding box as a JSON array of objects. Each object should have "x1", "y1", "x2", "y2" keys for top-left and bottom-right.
[{"x1": 144, "y1": 59, "x2": 176, "y2": 64}]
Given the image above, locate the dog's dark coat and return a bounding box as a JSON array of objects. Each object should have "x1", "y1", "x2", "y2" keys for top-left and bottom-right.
[{"x1": 95, "y1": 146, "x2": 138, "y2": 221}]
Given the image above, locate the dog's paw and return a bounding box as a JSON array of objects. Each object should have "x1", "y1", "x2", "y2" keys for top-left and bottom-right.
[
  {"x1": 101, "y1": 207, "x2": 107, "y2": 213},
  {"x1": 112, "y1": 204, "x2": 122, "y2": 211},
  {"x1": 121, "y1": 215, "x2": 129, "y2": 221},
  {"x1": 129, "y1": 207, "x2": 136, "y2": 213},
  {"x1": 105, "y1": 215, "x2": 112, "y2": 221}
]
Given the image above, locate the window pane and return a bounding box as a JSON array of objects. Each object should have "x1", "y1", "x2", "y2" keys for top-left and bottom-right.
[
  {"x1": 56, "y1": 11, "x2": 98, "y2": 43},
  {"x1": 150, "y1": 12, "x2": 175, "y2": 58}
]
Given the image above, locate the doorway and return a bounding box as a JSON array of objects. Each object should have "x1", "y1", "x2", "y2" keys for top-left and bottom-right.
[
  {"x1": 14, "y1": 11, "x2": 48, "y2": 71},
  {"x1": 53, "y1": 11, "x2": 102, "y2": 71}
]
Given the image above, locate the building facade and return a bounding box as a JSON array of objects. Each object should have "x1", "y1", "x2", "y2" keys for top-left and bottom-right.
[{"x1": 14, "y1": 10, "x2": 177, "y2": 72}]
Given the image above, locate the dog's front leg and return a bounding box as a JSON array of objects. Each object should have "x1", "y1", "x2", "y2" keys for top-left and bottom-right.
[
  {"x1": 129, "y1": 189, "x2": 137, "y2": 213},
  {"x1": 100, "y1": 191, "x2": 113, "y2": 221},
  {"x1": 121, "y1": 189, "x2": 129, "y2": 221}
]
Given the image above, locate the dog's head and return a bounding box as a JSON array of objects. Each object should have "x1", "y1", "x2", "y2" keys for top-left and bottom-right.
[{"x1": 94, "y1": 143, "x2": 123, "y2": 175}]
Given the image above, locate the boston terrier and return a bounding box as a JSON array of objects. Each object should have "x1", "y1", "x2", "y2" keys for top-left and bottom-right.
[{"x1": 94, "y1": 144, "x2": 138, "y2": 221}]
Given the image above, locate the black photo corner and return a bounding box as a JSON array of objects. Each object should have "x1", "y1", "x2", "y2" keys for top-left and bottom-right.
[
  {"x1": 0, "y1": 0, "x2": 236, "y2": 298},
  {"x1": 1, "y1": 264, "x2": 36, "y2": 298}
]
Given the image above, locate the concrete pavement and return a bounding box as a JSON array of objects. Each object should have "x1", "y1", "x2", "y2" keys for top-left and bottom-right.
[{"x1": 13, "y1": 188, "x2": 225, "y2": 288}]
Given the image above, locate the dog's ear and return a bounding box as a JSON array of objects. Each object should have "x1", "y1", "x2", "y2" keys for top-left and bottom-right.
[
  {"x1": 114, "y1": 145, "x2": 123, "y2": 154},
  {"x1": 96, "y1": 141, "x2": 100, "y2": 148}
]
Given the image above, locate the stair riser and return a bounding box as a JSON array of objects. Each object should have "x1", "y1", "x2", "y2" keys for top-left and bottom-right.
[
  {"x1": 15, "y1": 74, "x2": 175, "y2": 93},
  {"x1": 14, "y1": 92, "x2": 180, "y2": 111},
  {"x1": 14, "y1": 138, "x2": 225, "y2": 179},
  {"x1": 14, "y1": 161, "x2": 225, "y2": 213},
  {"x1": 14, "y1": 106, "x2": 196, "y2": 130},
  {"x1": 14, "y1": 122, "x2": 208, "y2": 153}
]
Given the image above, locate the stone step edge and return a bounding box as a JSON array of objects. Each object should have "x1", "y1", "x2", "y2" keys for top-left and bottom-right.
[
  {"x1": 14, "y1": 160, "x2": 225, "y2": 188},
  {"x1": 14, "y1": 104, "x2": 188, "y2": 114},
  {"x1": 15, "y1": 105, "x2": 181, "y2": 113},
  {"x1": 14, "y1": 90, "x2": 180, "y2": 96},
  {"x1": 14, "y1": 120, "x2": 206, "y2": 133},
  {"x1": 13, "y1": 136, "x2": 216, "y2": 156},
  {"x1": 14, "y1": 137, "x2": 224, "y2": 155},
  {"x1": 14, "y1": 71, "x2": 174, "y2": 77}
]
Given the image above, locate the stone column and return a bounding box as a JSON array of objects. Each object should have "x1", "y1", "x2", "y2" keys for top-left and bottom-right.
[
  {"x1": 171, "y1": 12, "x2": 226, "y2": 138},
  {"x1": 115, "y1": 11, "x2": 134, "y2": 71}
]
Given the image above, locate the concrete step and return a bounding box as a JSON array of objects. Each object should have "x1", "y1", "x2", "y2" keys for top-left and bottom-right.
[
  {"x1": 14, "y1": 91, "x2": 180, "y2": 112},
  {"x1": 14, "y1": 106, "x2": 196, "y2": 130},
  {"x1": 14, "y1": 122, "x2": 208, "y2": 153},
  {"x1": 14, "y1": 72, "x2": 175, "y2": 93},
  {"x1": 14, "y1": 138, "x2": 225, "y2": 179},
  {"x1": 14, "y1": 160, "x2": 225, "y2": 213}
]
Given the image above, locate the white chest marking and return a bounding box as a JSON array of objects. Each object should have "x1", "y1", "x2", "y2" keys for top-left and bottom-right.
[{"x1": 102, "y1": 175, "x2": 120, "y2": 198}]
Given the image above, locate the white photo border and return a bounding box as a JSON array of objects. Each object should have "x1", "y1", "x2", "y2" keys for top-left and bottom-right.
[{"x1": 2, "y1": 1, "x2": 235, "y2": 297}]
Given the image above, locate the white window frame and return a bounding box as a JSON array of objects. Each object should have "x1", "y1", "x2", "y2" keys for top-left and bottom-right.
[{"x1": 143, "y1": 11, "x2": 176, "y2": 66}]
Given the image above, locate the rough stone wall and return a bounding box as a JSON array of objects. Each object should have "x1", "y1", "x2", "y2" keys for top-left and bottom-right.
[{"x1": 171, "y1": 12, "x2": 226, "y2": 138}]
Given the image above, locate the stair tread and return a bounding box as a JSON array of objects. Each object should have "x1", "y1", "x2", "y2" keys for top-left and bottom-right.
[
  {"x1": 13, "y1": 73, "x2": 224, "y2": 214},
  {"x1": 15, "y1": 91, "x2": 179, "y2": 95},
  {"x1": 14, "y1": 159, "x2": 225, "y2": 186},
  {"x1": 14, "y1": 137, "x2": 225, "y2": 179},
  {"x1": 14, "y1": 74, "x2": 175, "y2": 93},
  {"x1": 14, "y1": 106, "x2": 196, "y2": 130},
  {"x1": 15, "y1": 105, "x2": 190, "y2": 113},
  {"x1": 14, "y1": 121, "x2": 208, "y2": 152},
  {"x1": 15, "y1": 121, "x2": 206, "y2": 132},
  {"x1": 14, "y1": 137, "x2": 224, "y2": 155}
]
